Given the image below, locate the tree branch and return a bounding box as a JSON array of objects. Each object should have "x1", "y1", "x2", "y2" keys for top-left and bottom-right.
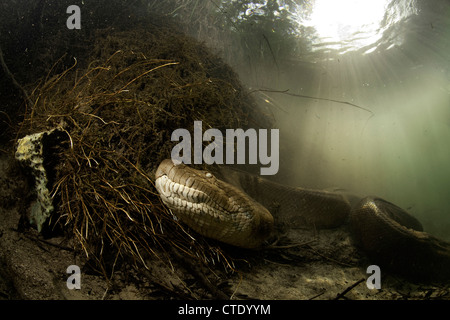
[
  {"x1": 0, "y1": 44, "x2": 33, "y2": 108},
  {"x1": 250, "y1": 88, "x2": 374, "y2": 115}
]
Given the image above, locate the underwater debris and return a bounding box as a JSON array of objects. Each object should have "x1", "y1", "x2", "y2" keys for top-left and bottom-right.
[{"x1": 15, "y1": 26, "x2": 270, "y2": 275}]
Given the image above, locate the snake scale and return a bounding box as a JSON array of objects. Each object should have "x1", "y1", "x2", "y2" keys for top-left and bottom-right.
[{"x1": 155, "y1": 159, "x2": 450, "y2": 281}]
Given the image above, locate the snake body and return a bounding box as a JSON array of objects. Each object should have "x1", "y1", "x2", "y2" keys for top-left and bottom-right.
[{"x1": 155, "y1": 159, "x2": 450, "y2": 281}]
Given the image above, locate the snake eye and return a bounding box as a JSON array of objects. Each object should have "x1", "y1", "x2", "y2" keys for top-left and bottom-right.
[{"x1": 205, "y1": 172, "x2": 213, "y2": 178}]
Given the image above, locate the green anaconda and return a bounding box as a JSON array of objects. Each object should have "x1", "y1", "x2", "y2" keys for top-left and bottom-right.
[{"x1": 155, "y1": 159, "x2": 450, "y2": 281}]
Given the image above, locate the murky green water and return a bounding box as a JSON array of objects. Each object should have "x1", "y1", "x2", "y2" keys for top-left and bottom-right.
[{"x1": 159, "y1": 0, "x2": 450, "y2": 241}]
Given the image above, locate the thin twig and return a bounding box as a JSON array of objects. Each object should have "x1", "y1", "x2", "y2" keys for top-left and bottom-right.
[
  {"x1": 262, "y1": 34, "x2": 279, "y2": 72},
  {"x1": 334, "y1": 278, "x2": 365, "y2": 300},
  {"x1": 22, "y1": 233, "x2": 74, "y2": 252},
  {"x1": 305, "y1": 244, "x2": 354, "y2": 268},
  {"x1": 266, "y1": 239, "x2": 315, "y2": 249},
  {"x1": 0, "y1": 45, "x2": 33, "y2": 108},
  {"x1": 250, "y1": 88, "x2": 373, "y2": 115},
  {"x1": 170, "y1": 246, "x2": 229, "y2": 300},
  {"x1": 309, "y1": 290, "x2": 326, "y2": 300}
]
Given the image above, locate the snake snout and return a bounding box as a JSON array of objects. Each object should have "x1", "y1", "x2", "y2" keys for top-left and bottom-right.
[
  {"x1": 154, "y1": 159, "x2": 274, "y2": 248},
  {"x1": 155, "y1": 173, "x2": 208, "y2": 204},
  {"x1": 155, "y1": 159, "x2": 211, "y2": 205}
]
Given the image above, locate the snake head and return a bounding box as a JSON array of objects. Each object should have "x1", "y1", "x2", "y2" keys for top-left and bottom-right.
[{"x1": 155, "y1": 159, "x2": 274, "y2": 248}]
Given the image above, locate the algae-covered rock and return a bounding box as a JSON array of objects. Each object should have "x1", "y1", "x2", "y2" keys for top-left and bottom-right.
[{"x1": 15, "y1": 129, "x2": 63, "y2": 232}]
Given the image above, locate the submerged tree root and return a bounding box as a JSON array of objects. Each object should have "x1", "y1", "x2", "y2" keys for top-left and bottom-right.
[{"x1": 16, "y1": 26, "x2": 271, "y2": 297}]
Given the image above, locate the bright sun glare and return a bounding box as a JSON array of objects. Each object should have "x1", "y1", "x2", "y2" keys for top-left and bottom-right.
[{"x1": 298, "y1": 0, "x2": 390, "y2": 53}]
